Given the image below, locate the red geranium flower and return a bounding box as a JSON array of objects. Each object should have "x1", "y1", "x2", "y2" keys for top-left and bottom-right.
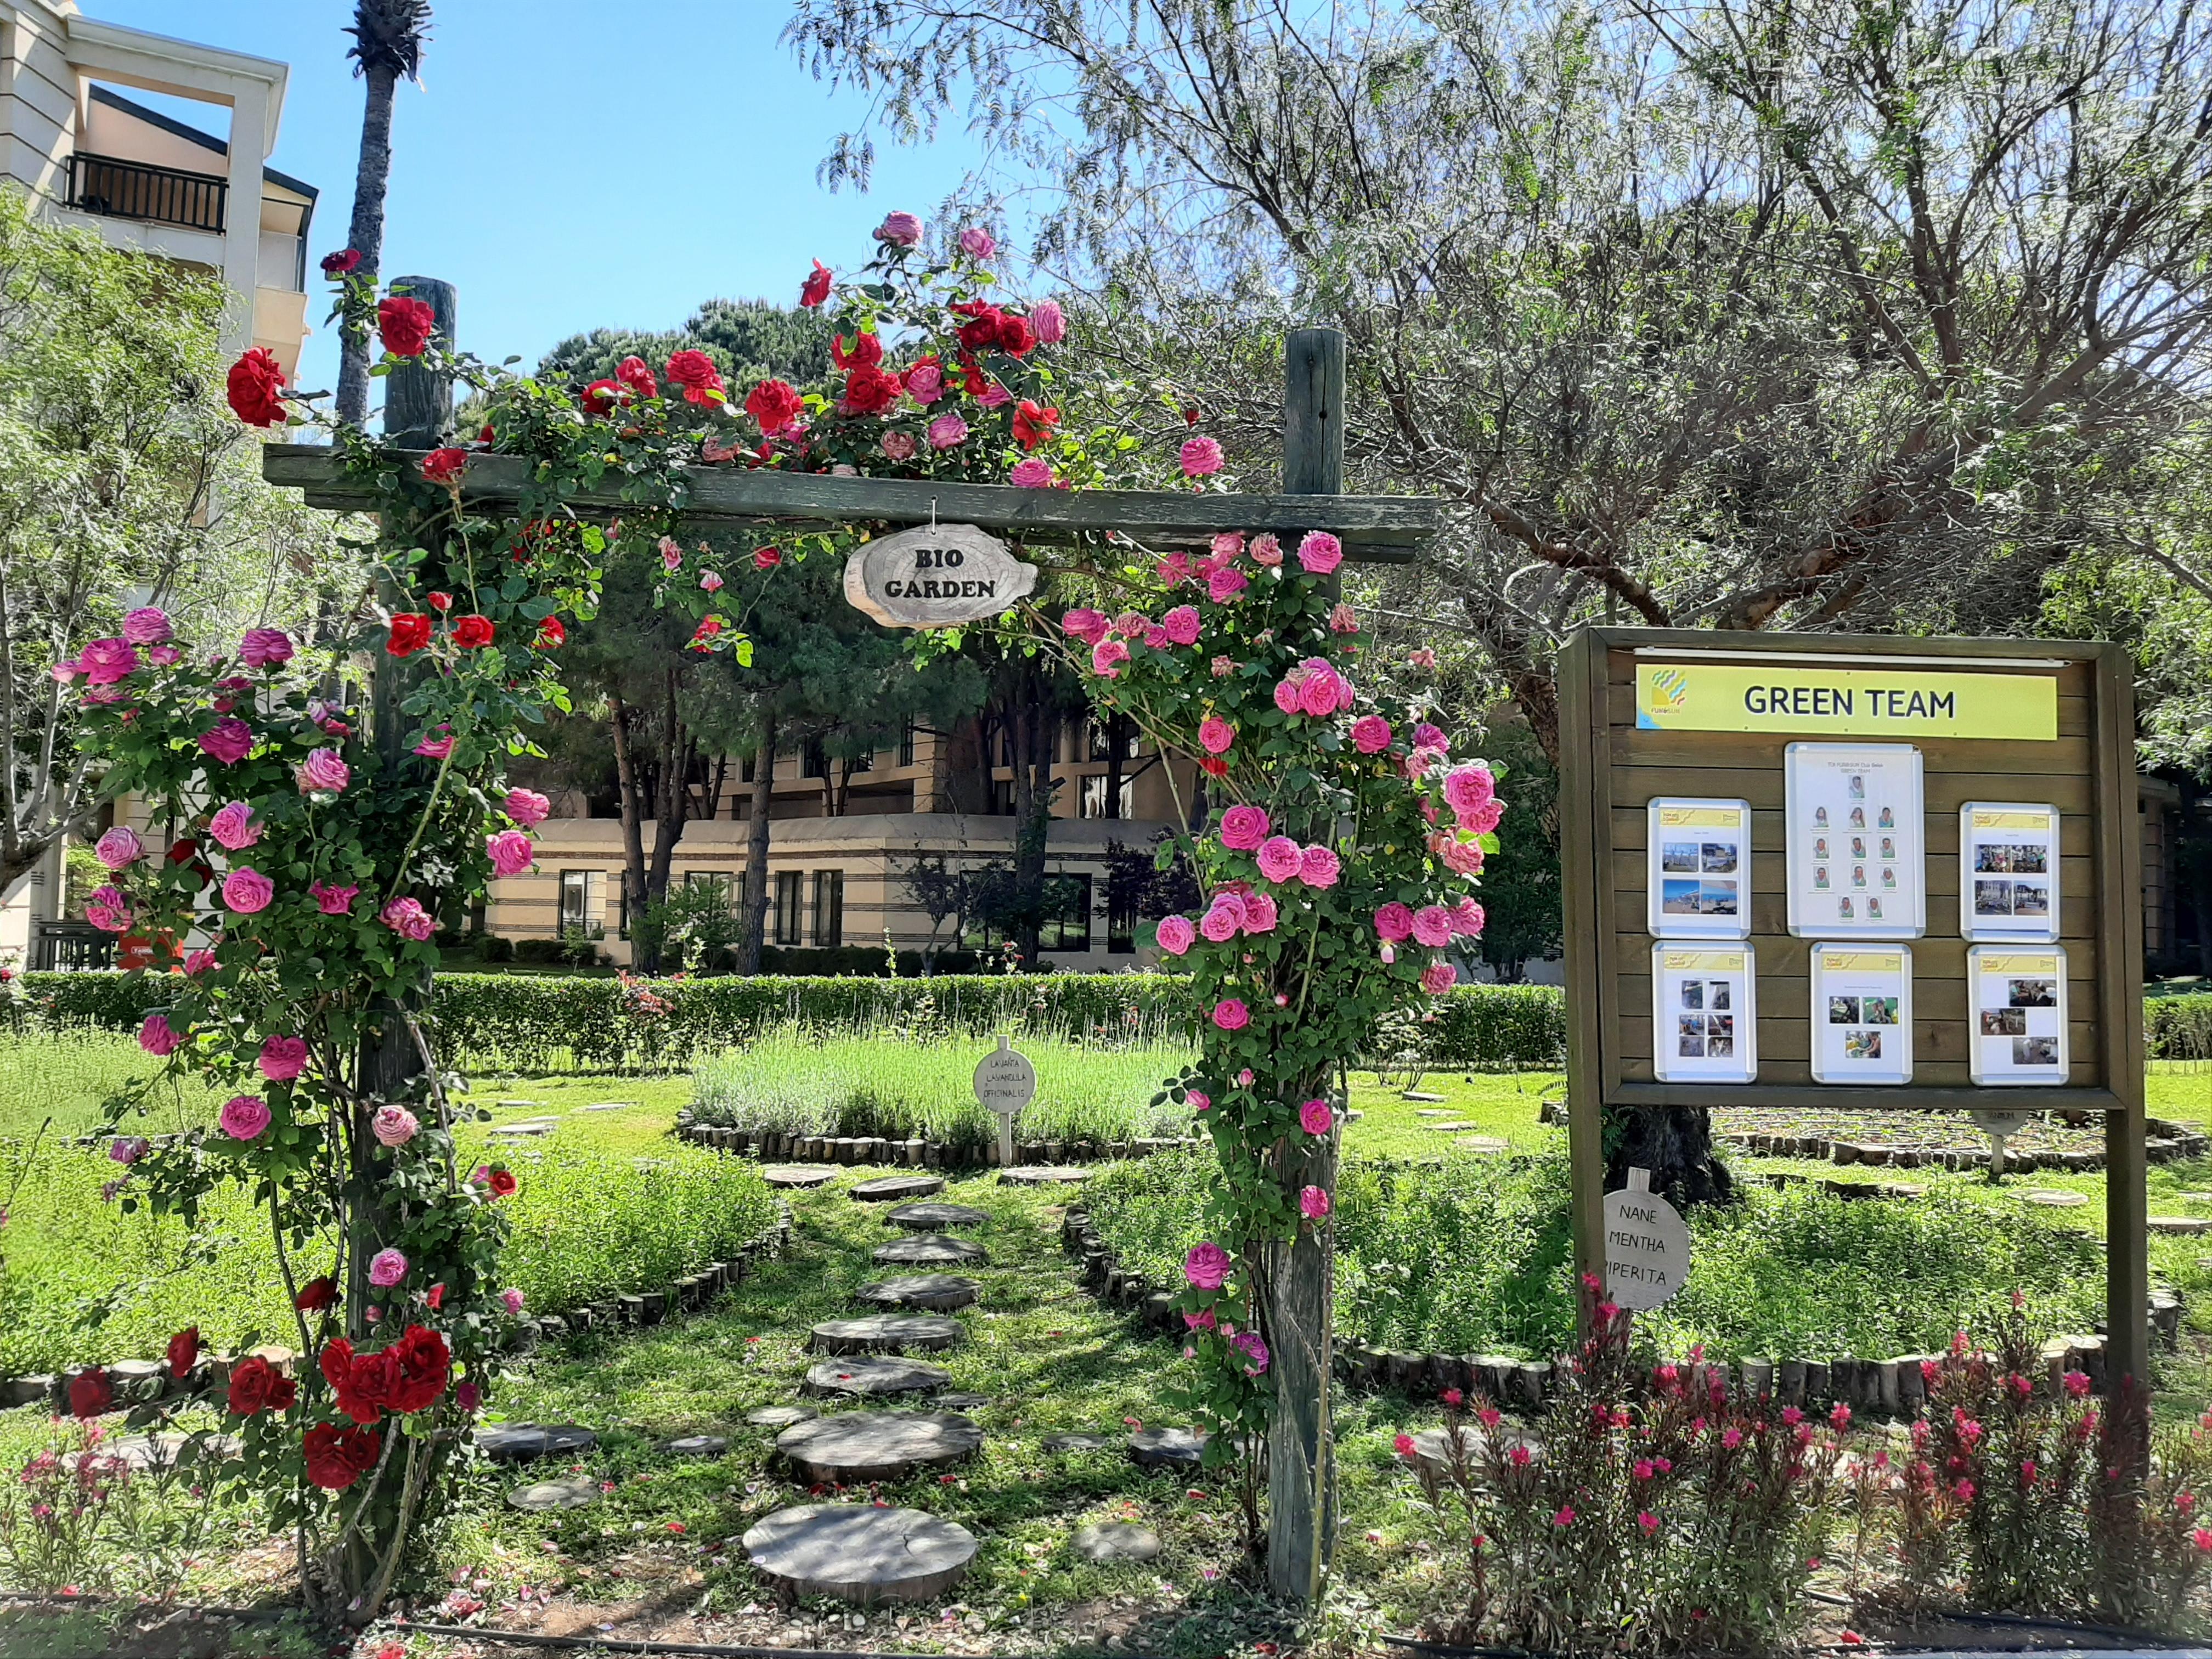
[
  {"x1": 1012, "y1": 400, "x2": 1060, "y2": 451},
  {"x1": 319, "y1": 248, "x2": 362, "y2": 276},
  {"x1": 745, "y1": 378, "x2": 805, "y2": 437},
  {"x1": 616, "y1": 355, "x2": 658, "y2": 399},
  {"x1": 831, "y1": 331, "x2": 883, "y2": 370},
  {"x1": 420, "y1": 447, "x2": 468, "y2": 486},
  {"x1": 167, "y1": 1326, "x2": 201, "y2": 1380},
  {"x1": 67, "y1": 1368, "x2": 111, "y2": 1419},
  {"x1": 294, "y1": 1276, "x2": 337, "y2": 1312},
  {"x1": 377, "y1": 295, "x2": 436, "y2": 358},
  {"x1": 799, "y1": 259, "x2": 832, "y2": 308},
  {"x1": 665, "y1": 349, "x2": 726, "y2": 405},
  {"x1": 839, "y1": 364, "x2": 904, "y2": 416},
  {"x1": 225, "y1": 348, "x2": 287, "y2": 427},
  {"x1": 488, "y1": 1167, "x2": 518, "y2": 1198},
  {"x1": 580, "y1": 379, "x2": 623, "y2": 416},
  {"x1": 535, "y1": 616, "x2": 567, "y2": 649},
  {"x1": 304, "y1": 1422, "x2": 381, "y2": 1491},
  {"x1": 226, "y1": 1354, "x2": 296, "y2": 1417},
  {"x1": 452, "y1": 614, "x2": 495, "y2": 649},
  {"x1": 386, "y1": 615, "x2": 432, "y2": 658}
]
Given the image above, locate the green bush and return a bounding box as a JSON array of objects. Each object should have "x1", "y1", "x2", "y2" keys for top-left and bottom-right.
[
  {"x1": 476, "y1": 934, "x2": 515, "y2": 963},
  {"x1": 2148, "y1": 992, "x2": 2212, "y2": 1061},
  {"x1": 512, "y1": 938, "x2": 571, "y2": 966},
  {"x1": 1084, "y1": 1149, "x2": 2107, "y2": 1363}
]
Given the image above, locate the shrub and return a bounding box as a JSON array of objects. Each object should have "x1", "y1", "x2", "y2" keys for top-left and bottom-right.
[
  {"x1": 512, "y1": 938, "x2": 570, "y2": 966},
  {"x1": 2148, "y1": 993, "x2": 2212, "y2": 1062},
  {"x1": 476, "y1": 934, "x2": 515, "y2": 963}
]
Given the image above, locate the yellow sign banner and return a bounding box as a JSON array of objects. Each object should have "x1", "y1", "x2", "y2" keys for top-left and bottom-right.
[{"x1": 1637, "y1": 663, "x2": 2057, "y2": 740}]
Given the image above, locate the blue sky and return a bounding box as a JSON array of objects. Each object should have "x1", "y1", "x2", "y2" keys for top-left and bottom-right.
[{"x1": 89, "y1": 1, "x2": 990, "y2": 398}]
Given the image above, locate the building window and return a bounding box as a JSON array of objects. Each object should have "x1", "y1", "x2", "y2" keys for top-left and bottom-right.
[
  {"x1": 772, "y1": 871, "x2": 804, "y2": 946},
  {"x1": 558, "y1": 870, "x2": 601, "y2": 932},
  {"x1": 811, "y1": 870, "x2": 845, "y2": 947},
  {"x1": 803, "y1": 741, "x2": 828, "y2": 780},
  {"x1": 684, "y1": 870, "x2": 737, "y2": 911},
  {"x1": 850, "y1": 747, "x2": 873, "y2": 774},
  {"x1": 990, "y1": 778, "x2": 1017, "y2": 816},
  {"x1": 1107, "y1": 883, "x2": 1138, "y2": 955},
  {"x1": 898, "y1": 725, "x2": 917, "y2": 768},
  {"x1": 1040, "y1": 873, "x2": 1092, "y2": 953},
  {"x1": 1079, "y1": 775, "x2": 1136, "y2": 820}
]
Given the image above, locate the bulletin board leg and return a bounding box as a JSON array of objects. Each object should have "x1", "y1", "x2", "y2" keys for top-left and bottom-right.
[
  {"x1": 2107, "y1": 1104, "x2": 2151, "y2": 1400},
  {"x1": 1567, "y1": 1086, "x2": 1607, "y2": 1325}
]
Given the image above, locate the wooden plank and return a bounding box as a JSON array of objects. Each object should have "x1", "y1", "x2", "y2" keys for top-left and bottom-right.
[
  {"x1": 2095, "y1": 645, "x2": 2150, "y2": 1395},
  {"x1": 1610, "y1": 809, "x2": 2096, "y2": 859},
  {"x1": 1613, "y1": 731, "x2": 2095, "y2": 776},
  {"x1": 1621, "y1": 1015, "x2": 2101, "y2": 1069},
  {"x1": 264, "y1": 443, "x2": 1437, "y2": 561},
  {"x1": 1558, "y1": 633, "x2": 1611, "y2": 1307},
  {"x1": 1584, "y1": 765, "x2": 2096, "y2": 816},
  {"x1": 1606, "y1": 1082, "x2": 2128, "y2": 1114},
  {"x1": 1615, "y1": 935, "x2": 2098, "y2": 979},
  {"x1": 1598, "y1": 629, "x2": 2107, "y2": 674},
  {"x1": 1611, "y1": 849, "x2": 2096, "y2": 902}
]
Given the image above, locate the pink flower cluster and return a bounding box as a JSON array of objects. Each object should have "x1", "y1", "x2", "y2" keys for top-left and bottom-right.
[
  {"x1": 1273, "y1": 657, "x2": 1353, "y2": 719},
  {"x1": 1255, "y1": 834, "x2": 1339, "y2": 888}
]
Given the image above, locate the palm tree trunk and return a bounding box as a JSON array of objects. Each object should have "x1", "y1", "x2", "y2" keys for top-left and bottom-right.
[{"x1": 336, "y1": 63, "x2": 397, "y2": 426}]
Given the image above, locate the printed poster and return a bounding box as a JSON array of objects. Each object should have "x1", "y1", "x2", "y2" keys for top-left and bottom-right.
[
  {"x1": 1960, "y1": 804, "x2": 2060, "y2": 943},
  {"x1": 1968, "y1": 945, "x2": 2068, "y2": 1085},
  {"x1": 1651, "y1": 944, "x2": 1757, "y2": 1084},
  {"x1": 1646, "y1": 798, "x2": 1753, "y2": 940},
  {"x1": 1785, "y1": 743, "x2": 1925, "y2": 939},
  {"x1": 1810, "y1": 944, "x2": 1914, "y2": 1085}
]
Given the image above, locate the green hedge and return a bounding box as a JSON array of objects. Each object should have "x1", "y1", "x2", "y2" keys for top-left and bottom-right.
[{"x1": 2148, "y1": 993, "x2": 2212, "y2": 1062}]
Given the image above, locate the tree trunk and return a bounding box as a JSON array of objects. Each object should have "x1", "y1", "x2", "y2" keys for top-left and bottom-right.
[
  {"x1": 608, "y1": 696, "x2": 650, "y2": 964},
  {"x1": 1008, "y1": 695, "x2": 1051, "y2": 967},
  {"x1": 336, "y1": 64, "x2": 397, "y2": 427},
  {"x1": 1104, "y1": 712, "x2": 1127, "y2": 819},
  {"x1": 739, "y1": 719, "x2": 776, "y2": 974},
  {"x1": 1605, "y1": 1108, "x2": 1736, "y2": 1210}
]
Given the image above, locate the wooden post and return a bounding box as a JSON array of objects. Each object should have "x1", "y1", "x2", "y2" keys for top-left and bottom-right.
[
  {"x1": 2097, "y1": 642, "x2": 2151, "y2": 1396},
  {"x1": 1558, "y1": 632, "x2": 1610, "y2": 1307},
  {"x1": 1266, "y1": 325, "x2": 1344, "y2": 1605},
  {"x1": 383, "y1": 275, "x2": 456, "y2": 444}
]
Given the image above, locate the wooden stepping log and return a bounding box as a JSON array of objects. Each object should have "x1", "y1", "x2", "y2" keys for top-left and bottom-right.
[
  {"x1": 1000, "y1": 1166, "x2": 1090, "y2": 1186},
  {"x1": 488, "y1": 1121, "x2": 556, "y2": 1138},
  {"x1": 1414, "y1": 1109, "x2": 1453, "y2": 1118},
  {"x1": 776, "y1": 1410, "x2": 983, "y2": 1483},
  {"x1": 1128, "y1": 1426, "x2": 1205, "y2": 1467},
  {"x1": 573, "y1": 1102, "x2": 637, "y2": 1113},
  {"x1": 885, "y1": 1201, "x2": 990, "y2": 1233},
  {"x1": 663, "y1": 1435, "x2": 727, "y2": 1457},
  {"x1": 803, "y1": 1356, "x2": 952, "y2": 1399},
  {"x1": 874, "y1": 1235, "x2": 988, "y2": 1267},
  {"x1": 2023, "y1": 1189, "x2": 2090, "y2": 1207},
  {"x1": 851, "y1": 1175, "x2": 946, "y2": 1203},
  {"x1": 857, "y1": 1274, "x2": 980, "y2": 1313},
  {"x1": 2149, "y1": 1216, "x2": 2212, "y2": 1235},
  {"x1": 1071, "y1": 1521, "x2": 1161, "y2": 1562},
  {"x1": 1042, "y1": 1431, "x2": 1121, "y2": 1453},
  {"x1": 108, "y1": 1432, "x2": 241, "y2": 1470},
  {"x1": 1402, "y1": 1091, "x2": 1447, "y2": 1103},
  {"x1": 936, "y1": 1391, "x2": 990, "y2": 1410},
  {"x1": 747, "y1": 1406, "x2": 817, "y2": 1429},
  {"x1": 761, "y1": 1165, "x2": 839, "y2": 1189},
  {"x1": 509, "y1": 1475, "x2": 599, "y2": 1511},
  {"x1": 743, "y1": 1504, "x2": 977, "y2": 1606},
  {"x1": 1458, "y1": 1136, "x2": 1510, "y2": 1154},
  {"x1": 494, "y1": 1099, "x2": 545, "y2": 1109},
  {"x1": 474, "y1": 1423, "x2": 599, "y2": 1463},
  {"x1": 1426, "y1": 1121, "x2": 1480, "y2": 1133},
  {"x1": 809, "y1": 1314, "x2": 966, "y2": 1355}
]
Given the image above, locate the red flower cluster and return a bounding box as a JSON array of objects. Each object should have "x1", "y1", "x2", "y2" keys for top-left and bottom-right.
[
  {"x1": 295, "y1": 1276, "x2": 337, "y2": 1312},
  {"x1": 377, "y1": 295, "x2": 436, "y2": 358},
  {"x1": 1013, "y1": 400, "x2": 1060, "y2": 451},
  {"x1": 580, "y1": 379, "x2": 623, "y2": 416},
  {"x1": 226, "y1": 348, "x2": 287, "y2": 427},
  {"x1": 840, "y1": 364, "x2": 903, "y2": 416},
  {"x1": 535, "y1": 616, "x2": 567, "y2": 649},
  {"x1": 665, "y1": 349, "x2": 725, "y2": 406},
  {"x1": 831, "y1": 331, "x2": 883, "y2": 369},
  {"x1": 167, "y1": 1326, "x2": 201, "y2": 1380},
  {"x1": 799, "y1": 259, "x2": 832, "y2": 308},
  {"x1": 68, "y1": 1367, "x2": 111, "y2": 1419},
  {"x1": 453, "y1": 614, "x2": 495, "y2": 649},
  {"x1": 617, "y1": 355, "x2": 658, "y2": 400},
  {"x1": 420, "y1": 447, "x2": 468, "y2": 486},
  {"x1": 320, "y1": 248, "x2": 362, "y2": 276},
  {"x1": 318, "y1": 1325, "x2": 452, "y2": 1426},
  {"x1": 226, "y1": 1354, "x2": 297, "y2": 1417},
  {"x1": 304, "y1": 1421, "x2": 380, "y2": 1492},
  {"x1": 951, "y1": 302, "x2": 1036, "y2": 357},
  {"x1": 487, "y1": 1166, "x2": 518, "y2": 1198},
  {"x1": 386, "y1": 615, "x2": 432, "y2": 658},
  {"x1": 745, "y1": 378, "x2": 805, "y2": 436}
]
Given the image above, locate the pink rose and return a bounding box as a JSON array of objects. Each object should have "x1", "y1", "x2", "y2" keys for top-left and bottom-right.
[
  {"x1": 1219, "y1": 805, "x2": 1269, "y2": 850},
  {"x1": 1299, "y1": 1098, "x2": 1333, "y2": 1135},
  {"x1": 84, "y1": 885, "x2": 132, "y2": 933},
  {"x1": 371, "y1": 1104, "x2": 419, "y2": 1147},
  {"x1": 1299, "y1": 1186, "x2": 1331, "y2": 1220},
  {"x1": 1186, "y1": 1088, "x2": 1211, "y2": 1112},
  {"x1": 1414, "y1": 721, "x2": 1447, "y2": 749},
  {"x1": 1009, "y1": 457, "x2": 1055, "y2": 488},
  {"x1": 1112, "y1": 611, "x2": 1148, "y2": 639},
  {"x1": 879, "y1": 432, "x2": 918, "y2": 463},
  {"x1": 121, "y1": 607, "x2": 172, "y2": 646},
  {"x1": 147, "y1": 645, "x2": 182, "y2": 667},
  {"x1": 93, "y1": 827, "x2": 143, "y2": 869},
  {"x1": 1352, "y1": 715, "x2": 1392, "y2": 754},
  {"x1": 504, "y1": 788, "x2": 551, "y2": 826},
  {"x1": 368, "y1": 1248, "x2": 408, "y2": 1289},
  {"x1": 1184, "y1": 1242, "x2": 1232, "y2": 1290},
  {"x1": 1180, "y1": 436, "x2": 1224, "y2": 477},
  {"x1": 502, "y1": 1288, "x2": 527, "y2": 1316},
  {"x1": 1273, "y1": 672, "x2": 1307, "y2": 716},
  {"x1": 138, "y1": 1013, "x2": 184, "y2": 1056},
  {"x1": 1443, "y1": 764, "x2": 1496, "y2": 815},
  {"x1": 658, "y1": 535, "x2": 684, "y2": 572},
  {"x1": 239, "y1": 628, "x2": 295, "y2": 669},
  {"x1": 1232, "y1": 1330, "x2": 1269, "y2": 1375},
  {"x1": 1296, "y1": 531, "x2": 1344, "y2": 574},
  {"x1": 1374, "y1": 902, "x2": 1416, "y2": 942},
  {"x1": 926, "y1": 411, "x2": 968, "y2": 450},
  {"x1": 414, "y1": 733, "x2": 454, "y2": 760},
  {"x1": 1162, "y1": 606, "x2": 1201, "y2": 646},
  {"x1": 222, "y1": 868, "x2": 274, "y2": 914},
  {"x1": 1297, "y1": 659, "x2": 1351, "y2": 718},
  {"x1": 207, "y1": 801, "x2": 260, "y2": 851},
  {"x1": 1329, "y1": 602, "x2": 1360, "y2": 634},
  {"x1": 1406, "y1": 746, "x2": 1444, "y2": 783},
  {"x1": 219, "y1": 1094, "x2": 271, "y2": 1141},
  {"x1": 1211, "y1": 532, "x2": 1245, "y2": 558},
  {"x1": 1453, "y1": 898, "x2": 1486, "y2": 936},
  {"x1": 1211, "y1": 997, "x2": 1250, "y2": 1031},
  {"x1": 309, "y1": 882, "x2": 359, "y2": 915},
  {"x1": 183, "y1": 950, "x2": 217, "y2": 977},
  {"x1": 1300, "y1": 845, "x2": 1341, "y2": 888},
  {"x1": 1211, "y1": 656, "x2": 1235, "y2": 679},
  {"x1": 874, "y1": 211, "x2": 923, "y2": 247},
  {"x1": 1154, "y1": 915, "x2": 1196, "y2": 956},
  {"x1": 78, "y1": 638, "x2": 140, "y2": 685},
  {"x1": 1199, "y1": 895, "x2": 1248, "y2": 943},
  {"x1": 485, "y1": 830, "x2": 535, "y2": 879},
  {"x1": 1207, "y1": 566, "x2": 1249, "y2": 604},
  {"x1": 1437, "y1": 835, "x2": 1486, "y2": 877},
  {"x1": 258, "y1": 1035, "x2": 308, "y2": 1082},
  {"x1": 1031, "y1": 298, "x2": 1066, "y2": 344},
  {"x1": 904, "y1": 359, "x2": 944, "y2": 402},
  {"x1": 297, "y1": 748, "x2": 351, "y2": 794},
  {"x1": 109, "y1": 1136, "x2": 147, "y2": 1166},
  {"x1": 1142, "y1": 623, "x2": 1171, "y2": 650},
  {"x1": 198, "y1": 718, "x2": 253, "y2": 765},
  {"x1": 1249, "y1": 534, "x2": 1283, "y2": 567},
  {"x1": 1410, "y1": 905, "x2": 1455, "y2": 948},
  {"x1": 1199, "y1": 716, "x2": 1234, "y2": 755},
  {"x1": 1459, "y1": 798, "x2": 1505, "y2": 836},
  {"x1": 380, "y1": 897, "x2": 435, "y2": 941},
  {"x1": 978, "y1": 382, "x2": 1012, "y2": 409},
  {"x1": 1256, "y1": 836, "x2": 1304, "y2": 883},
  {"x1": 1242, "y1": 893, "x2": 1278, "y2": 933},
  {"x1": 1421, "y1": 961, "x2": 1459, "y2": 995},
  {"x1": 1090, "y1": 640, "x2": 1130, "y2": 679},
  {"x1": 1060, "y1": 609, "x2": 1109, "y2": 645},
  {"x1": 699, "y1": 571, "x2": 725, "y2": 594},
  {"x1": 1409, "y1": 647, "x2": 1438, "y2": 669},
  {"x1": 1158, "y1": 552, "x2": 1193, "y2": 585},
  {"x1": 958, "y1": 225, "x2": 997, "y2": 260}
]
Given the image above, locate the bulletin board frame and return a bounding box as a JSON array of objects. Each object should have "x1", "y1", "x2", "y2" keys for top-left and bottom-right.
[{"x1": 1559, "y1": 627, "x2": 2148, "y2": 1389}]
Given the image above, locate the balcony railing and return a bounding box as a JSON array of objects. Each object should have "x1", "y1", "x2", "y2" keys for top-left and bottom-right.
[
  {"x1": 66, "y1": 152, "x2": 227, "y2": 233},
  {"x1": 30, "y1": 922, "x2": 114, "y2": 973}
]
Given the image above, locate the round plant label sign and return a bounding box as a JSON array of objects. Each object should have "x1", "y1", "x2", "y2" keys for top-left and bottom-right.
[
  {"x1": 972, "y1": 1036, "x2": 1037, "y2": 1121},
  {"x1": 1602, "y1": 1169, "x2": 1691, "y2": 1312},
  {"x1": 844, "y1": 523, "x2": 1039, "y2": 630}
]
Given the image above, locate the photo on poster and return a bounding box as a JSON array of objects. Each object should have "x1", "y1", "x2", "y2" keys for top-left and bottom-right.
[
  {"x1": 1647, "y1": 799, "x2": 1753, "y2": 939},
  {"x1": 1959, "y1": 804, "x2": 2061, "y2": 942},
  {"x1": 1967, "y1": 945, "x2": 2068, "y2": 1085},
  {"x1": 1651, "y1": 943, "x2": 1757, "y2": 1083},
  {"x1": 1786, "y1": 745, "x2": 1925, "y2": 938},
  {"x1": 1810, "y1": 944, "x2": 1914, "y2": 1085}
]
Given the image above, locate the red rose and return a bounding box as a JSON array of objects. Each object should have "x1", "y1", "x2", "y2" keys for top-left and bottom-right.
[
  {"x1": 534, "y1": 616, "x2": 566, "y2": 649},
  {"x1": 616, "y1": 355, "x2": 658, "y2": 399},
  {"x1": 68, "y1": 1367, "x2": 112, "y2": 1419},
  {"x1": 754, "y1": 544, "x2": 783, "y2": 572},
  {"x1": 304, "y1": 1422, "x2": 381, "y2": 1492},
  {"x1": 799, "y1": 259, "x2": 832, "y2": 308},
  {"x1": 377, "y1": 295, "x2": 436, "y2": 357},
  {"x1": 744, "y1": 378, "x2": 805, "y2": 437},
  {"x1": 294, "y1": 1276, "x2": 337, "y2": 1312},
  {"x1": 581, "y1": 379, "x2": 622, "y2": 416},
  {"x1": 227, "y1": 1355, "x2": 296, "y2": 1417},
  {"x1": 488, "y1": 1167, "x2": 518, "y2": 1198},
  {"x1": 383, "y1": 1325, "x2": 451, "y2": 1415},
  {"x1": 167, "y1": 1327, "x2": 201, "y2": 1380},
  {"x1": 226, "y1": 348, "x2": 287, "y2": 427},
  {"x1": 452, "y1": 615, "x2": 495, "y2": 649},
  {"x1": 320, "y1": 248, "x2": 362, "y2": 276},
  {"x1": 1013, "y1": 400, "x2": 1060, "y2": 451},
  {"x1": 320, "y1": 1339, "x2": 397, "y2": 1426},
  {"x1": 831, "y1": 331, "x2": 883, "y2": 370},
  {"x1": 427, "y1": 591, "x2": 453, "y2": 612},
  {"x1": 953, "y1": 302, "x2": 1005, "y2": 354},
  {"x1": 955, "y1": 356, "x2": 989, "y2": 396},
  {"x1": 420, "y1": 447, "x2": 468, "y2": 486},
  {"x1": 1199, "y1": 755, "x2": 1231, "y2": 779},
  {"x1": 386, "y1": 615, "x2": 433, "y2": 658},
  {"x1": 479, "y1": 422, "x2": 495, "y2": 444},
  {"x1": 996, "y1": 312, "x2": 1037, "y2": 357},
  {"x1": 840, "y1": 364, "x2": 903, "y2": 416},
  {"x1": 664, "y1": 349, "x2": 725, "y2": 405}
]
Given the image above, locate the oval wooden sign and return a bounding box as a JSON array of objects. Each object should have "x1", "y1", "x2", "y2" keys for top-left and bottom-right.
[
  {"x1": 843, "y1": 523, "x2": 1039, "y2": 630},
  {"x1": 1602, "y1": 1170, "x2": 1691, "y2": 1311}
]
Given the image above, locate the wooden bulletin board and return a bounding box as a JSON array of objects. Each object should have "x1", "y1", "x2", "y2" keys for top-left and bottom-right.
[{"x1": 1558, "y1": 627, "x2": 2149, "y2": 1386}]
